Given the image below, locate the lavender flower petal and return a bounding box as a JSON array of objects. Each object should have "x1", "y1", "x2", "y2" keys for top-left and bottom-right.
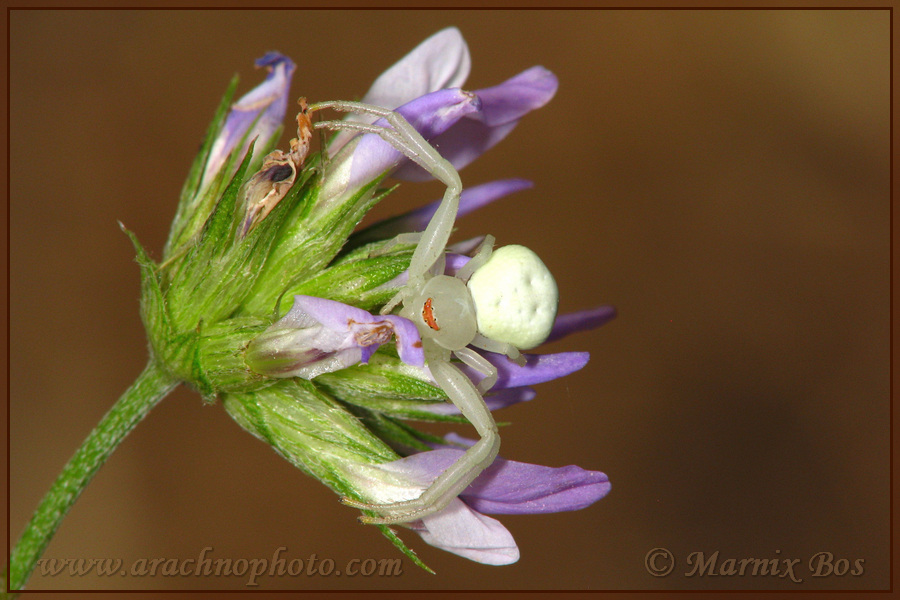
[
  {"x1": 290, "y1": 296, "x2": 424, "y2": 368},
  {"x1": 463, "y1": 460, "x2": 611, "y2": 515},
  {"x1": 352, "y1": 179, "x2": 532, "y2": 245},
  {"x1": 342, "y1": 88, "x2": 481, "y2": 192},
  {"x1": 328, "y1": 27, "x2": 471, "y2": 155},
  {"x1": 416, "y1": 387, "x2": 536, "y2": 415},
  {"x1": 246, "y1": 296, "x2": 424, "y2": 379},
  {"x1": 406, "y1": 499, "x2": 519, "y2": 565},
  {"x1": 474, "y1": 66, "x2": 560, "y2": 127},
  {"x1": 283, "y1": 295, "x2": 377, "y2": 331},
  {"x1": 545, "y1": 305, "x2": 618, "y2": 344},
  {"x1": 201, "y1": 52, "x2": 295, "y2": 188},
  {"x1": 457, "y1": 351, "x2": 591, "y2": 389},
  {"x1": 362, "y1": 27, "x2": 471, "y2": 110},
  {"x1": 386, "y1": 438, "x2": 610, "y2": 515},
  {"x1": 447, "y1": 237, "x2": 486, "y2": 256},
  {"x1": 381, "y1": 315, "x2": 425, "y2": 367},
  {"x1": 392, "y1": 67, "x2": 559, "y2": 181},
  {"x1": 414, "y1": 179, "x2": 533, "y2": 225}
]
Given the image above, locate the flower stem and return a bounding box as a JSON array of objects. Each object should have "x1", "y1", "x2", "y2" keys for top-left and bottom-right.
[{"x1": 6, "y1": 360, "x2": 179, "y2": 592}]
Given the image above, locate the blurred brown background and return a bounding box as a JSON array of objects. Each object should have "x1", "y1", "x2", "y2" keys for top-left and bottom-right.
[{"x1": 9, "y1": 9, "x2": 889, "y2": 591}]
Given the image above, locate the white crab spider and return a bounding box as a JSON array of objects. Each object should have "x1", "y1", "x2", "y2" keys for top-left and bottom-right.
[{"x1": 309, "y1": 100, "x2": 558, "y2": 525}]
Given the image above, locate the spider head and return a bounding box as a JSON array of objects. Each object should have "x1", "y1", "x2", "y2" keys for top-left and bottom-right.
[{"x1": 400, "y1": 275, "x2": 478, "y2": 351}]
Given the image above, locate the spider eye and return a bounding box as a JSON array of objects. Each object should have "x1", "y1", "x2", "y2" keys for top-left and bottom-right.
[{"x1": 422, "y1": 298, "x2": 440, "y2": 330}]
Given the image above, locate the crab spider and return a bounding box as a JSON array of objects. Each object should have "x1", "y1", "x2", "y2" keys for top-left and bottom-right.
[{"x1": 309, "y1": 100, "x2": 558, "y2": 525}]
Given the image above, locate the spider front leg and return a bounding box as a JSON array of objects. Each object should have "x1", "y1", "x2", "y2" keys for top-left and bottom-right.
[
  {"x1": 454, "y1": 346, "x2": 499, "y2": 393},
  {"x1": 309, "y1": 100, "x2": 462, "y2": 311},
  {"x1": 343, "y1": 346, "x2": 500, "y2": 524},
  {"x1": 455, "y1": 234, "x2": 495, "y2": 283}
]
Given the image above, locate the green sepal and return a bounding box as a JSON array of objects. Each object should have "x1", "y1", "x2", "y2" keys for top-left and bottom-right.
[
  {"x1": 240, "y1": 174, "x2": 393, "y2": 316},
  {"x1": 317, "y1": 355, "x2": 445, "y2": 402},
  {"x1": 165, "y1": 148, "x2": 312, "y2": 330},
  {"x1": 180, "y1": 124, "x2": 284, "y2": 256},
  {"x1": 376, "y1": 526, "x2": 434, "y2": 574},
  {"x1": 193, "y1": 316, "x2": 272, "y2": 400},
  {"x1": 164, "y1": 74, "x2": 240, "y2": 258},
  {"x1": 280, "y1": 249, "x2": 414, "y2": 316},
  {"x1": 223, "y1": 379, "x2": 399, "y2": 478},
  {"x1": 224, "y1": 380, "x2": 438, "y2": 570},
  {"x1": 120, "y1": 224, "x2": 200, "y2": 383},
  {"x1": 341, "y1": 404, "x2": 448, "y2": 453},
  {"x1": 164, "y1": 75, "x2": 285, "y2": 261},
  {"x1": 120, "y1": 224, "x2": 169, "y2": 347},
  {"x1": 334, "y1": 393, "x2": 470, "y2": 425},
  {"x1": 359, "y1": 412, "x2": 432, "y2": 453},
  {"x1": 182, "y1": 139, "x2": 258, "y2": 260},
  {"x1": 190, "y1": 329, "x2": 216, "y2": 403},
  {"x1": 316, "y1": 356, "x2": 479, "y2": 424}
]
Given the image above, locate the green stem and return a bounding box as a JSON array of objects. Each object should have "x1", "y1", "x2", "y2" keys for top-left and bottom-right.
[{"x1": 7, "y1": 360, "x2": 179, "y2": 592}]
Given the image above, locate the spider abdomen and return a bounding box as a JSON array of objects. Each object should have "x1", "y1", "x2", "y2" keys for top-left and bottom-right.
[{"x1": 467, "y1": 245, "x2": 559, "y2": 350}]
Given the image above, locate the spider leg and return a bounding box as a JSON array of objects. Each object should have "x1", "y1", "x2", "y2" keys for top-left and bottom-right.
[
  {"x1": 310, "y1": 100, "x2": 462, "y2": 308},
  {"x1": 342, "y1": 353, "x2": 499, "y2": 525},
  {"x1": 369, "y1": 232, "x2": 423, "y2": 257},
  {"x1": 454, "y1": 346, "x2": 498, "y2": 393},
  {"x1": 455, "y1": 234, "x2": 495, "y2": 283},
  {"x1": 470, "y1": 333, "x2": 525, "y2": 366}
]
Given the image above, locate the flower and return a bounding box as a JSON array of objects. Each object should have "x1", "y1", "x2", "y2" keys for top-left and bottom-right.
[
  {"x1": 346, "y1": 433, "x2": 610, "y2": 565},
  {"x1": 391, "y1": 66, "x2": 560, "y2": 182},
  {"x1": 127, "y1": 27, "x2": 614, "y2": 571},
  {"x1": 164, "y1": 52, "x2": 296, "y2": 259},
  {"x1": 545, "y1": 306, "x2": 619, "y2": 344},
  {"x1": 319, "y1": 26, "x2": 557, "y2": 204},
  {"x1": 318, "y1": 88, "x2": 482, "y2": 206},
  {"x1": 326, "y1": 27, "x2": 472, "y2": 154},
  {"x1": 245, "y1": 295, "x2": 424, "y2": 379},
  {"x1": 201, "y1": 52, "x2": 296, "y2": 190}
]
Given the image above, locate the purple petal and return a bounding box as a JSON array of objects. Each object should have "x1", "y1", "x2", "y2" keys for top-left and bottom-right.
[
  {"x1": 281, "y1": 295, "x2": 377, "y2": 332},
  {"x1": 389, "y1": 440, "x2": 610, "y2": 515},
  {"x1": 443, "y1": 253, "x2": 471, "y2": 276},
  {"x1": 353, "y1": 179, "x2": 532, "y2": 245},
  {"x1": 416, "y1": 386, "x2": 536, "y2": 415},
  {"x1": 545, "y1": 306, "x2": 617, "y2": 344},
  {"x1": 268, "y1": 296, "x2": 424, "y2": 372},
  {"x1": 201, "y1": 52, "x2": 295, "y2": 188},
  {"x1": 244, "y1": 324, "x2": 362, "y2": 380},
  {"x1": 458, "y1": 351, "x2": 591, "y2": 389},
  {"x1": 341, "y1": 88, "x2": 481, "y2": 192},
  {"x1": 421, "y1": 178, "x2": 533, "y2": 223},
  {"x1": 363, "y1": 27, "x2": 470, "y2": 110},
  {"x1": 392, "y1": 120, "x2": 517, "y2": 182},
  {"x1": 290, "y1": 296, "x2": 423, "y2": 367},
  {"x1": 328, "y1": 28, "x2": 471, "y2": 155},
  {"x1": 407, "y1": 499, "x2": 519, "y2": 565},
  {"x1": 463, "y1": 458, "x2": 611, "y2": 515},
  {"x1": 448, "y1": 237, "x2": 486, "y2": 256},
  {"x1": 392, "y1": 67, "x2": 559, "y2": 181},
  {"x1": 473, "y1": 66, "x2": 559, "y2": 127},
  {"x1": 382, "y1": 315, "x2": 425, "y2": 367}
]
